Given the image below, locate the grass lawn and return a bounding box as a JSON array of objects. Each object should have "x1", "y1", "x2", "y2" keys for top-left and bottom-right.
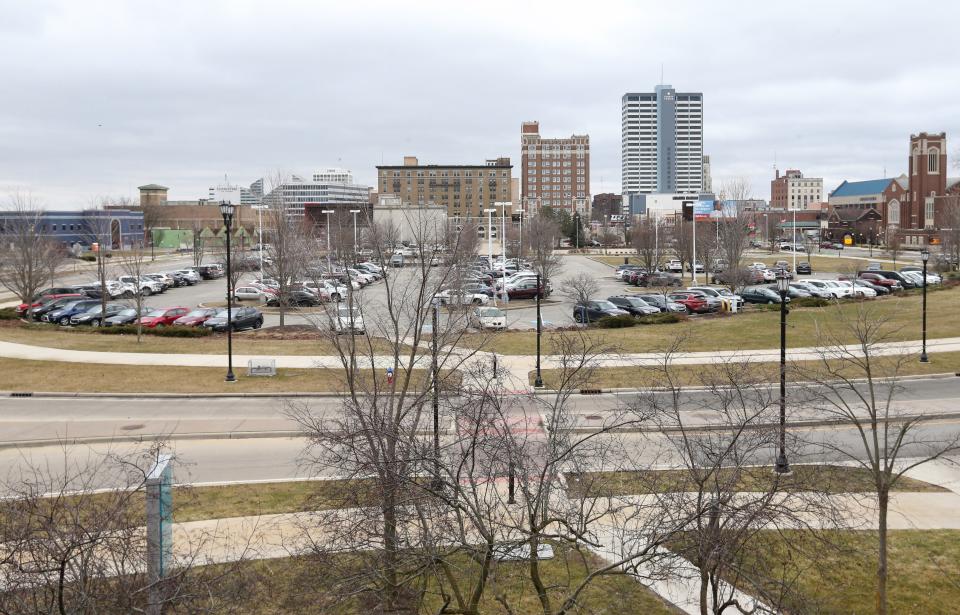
[
  {"x1": 530, "y1": 350, "x2": 960, "y2": 389},
  {"x1": 566, "y1": 466, "x2": 944, "y2": 499},
  {"x1": 676, "y1": 529, "x2": 960, "y2": 614},
  {"x1": 475, "y1": 283, "x2": 960, "y2": 355},
  {"x1": 200, "y1": 544, "x2": 681, "y2": 614},
  {"x1": 0, "y1": 322, "x2": 401, "y2": 355},
  {"x1": 0, "y1": 358, "x2": 439, "y2": 394}
]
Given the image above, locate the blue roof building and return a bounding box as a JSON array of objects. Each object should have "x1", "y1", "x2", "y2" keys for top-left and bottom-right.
[{"x1": 0, "y1": 209, "x2": 144, "y2": 249}]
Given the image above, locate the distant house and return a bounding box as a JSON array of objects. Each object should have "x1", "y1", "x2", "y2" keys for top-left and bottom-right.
[{"x1": 827, "y1": 176, "x2": 909, "y2": 244}]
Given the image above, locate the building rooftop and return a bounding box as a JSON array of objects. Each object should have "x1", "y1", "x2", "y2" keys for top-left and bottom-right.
[
  {"x1": 138, "y1": 184, "x2": 169, "y2": 191},
  {"x1": 830, "y1": 178, "x2": 896, "y2": 198}
]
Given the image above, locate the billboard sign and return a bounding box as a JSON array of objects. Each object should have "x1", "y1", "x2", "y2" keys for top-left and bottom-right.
[{"x1": 694, "y1": 200, "x2": 715, "y2": 220}]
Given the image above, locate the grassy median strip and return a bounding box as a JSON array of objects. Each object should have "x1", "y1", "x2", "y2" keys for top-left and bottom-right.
[
  {"x1": 530, "y1": 351, "x2": 960, "y2": 389},
  {"x1": 200, "y1": 543, "x2": 680, "y2": 614},
  {"x1": 0, "y1": 358, "x2": 442, "y2": 394},
  {"x1": 566, "y1": 466, "x2": 945, "y2": 499},
  {"x1": 670, "y1": 529, "x2": 960, "y2": 613},
  {"x1": 0, "y1": 322, "x2": 401, "y2": 355},
  {"x1": 479, "y1": 283, "x2": 960, "y2": 356}
]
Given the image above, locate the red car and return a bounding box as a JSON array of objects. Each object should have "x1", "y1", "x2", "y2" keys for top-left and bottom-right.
[
  {"x1": 667, "y1": 292, "x2": 709, "y2": 314},
  {"x1": 16, "y1": 289, "x2": 82, "y2": 314},
  {"x1": 858, "y1": 273, "x2": 901, "y2": 290},
  {"x1": 138, "y1": 307, "x2": 190, "y2": 328},
  {"x1": 172, "y1": 308, "x2": 219, "y2": 327}
]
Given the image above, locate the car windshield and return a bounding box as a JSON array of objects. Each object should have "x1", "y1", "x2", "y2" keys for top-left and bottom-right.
[
  {"x1": 185, "y1": 310, "x2": 211, "y2": 317},
  {"x1": 478, "y1": 308, "x2": 505, "y2": 318},
  {"x1": 594, "y1": 301, "x2": 618, "y2": 310},
  {"x1": 82, "y1": 304, "x2": 103, "y2": 314},
  {"x1": 213, "y1": 309, "x2": 229, "y2": 318},
  {"x1": 146, "y1": 310, "x2": 169, "y2": 317},
  {"x1": 115, "y1": 309, "x2": 137, "y2": 317}
]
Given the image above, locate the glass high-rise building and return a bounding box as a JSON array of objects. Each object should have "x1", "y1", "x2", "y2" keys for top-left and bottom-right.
[{"x1": 621, "y1": 84, "x2": 703, "y2": 195}]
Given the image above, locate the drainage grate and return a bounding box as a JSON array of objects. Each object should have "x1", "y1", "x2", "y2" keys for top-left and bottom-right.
[
  {"x1": 10, "y1": 392, "x2": 33, "y2": 398},
  {"x1": 579, "y1": 388, "x2": 602, "y2": 395}
]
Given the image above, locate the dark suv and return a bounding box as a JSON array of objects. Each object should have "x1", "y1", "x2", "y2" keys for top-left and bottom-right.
[
  {"x1": 573, "y1": 300, "x2": 628, "y2": 323},
  {"x1": 859, "y1": 270, "x2": 917, "y2": 289},
  {"x1": 606, "y1": 295, "x2": 661, "y2": 316},
  {"x1": 634, "y1": 272, "x2": 682, "y2": 287}
]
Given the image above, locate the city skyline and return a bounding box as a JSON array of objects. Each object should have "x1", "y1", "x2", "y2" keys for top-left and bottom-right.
[{"x1": 0, "y1": 0, "x2": 958, "y2": 208}]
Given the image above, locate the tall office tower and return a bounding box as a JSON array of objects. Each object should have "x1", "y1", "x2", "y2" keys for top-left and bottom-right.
[{"x1": 621, "y1": 84, "x2": 703, "y2": 195}]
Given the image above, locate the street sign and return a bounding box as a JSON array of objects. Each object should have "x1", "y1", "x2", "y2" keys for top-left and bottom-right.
[{"x1": 247, "y1": 359, "x2": 277, "y2": 376}]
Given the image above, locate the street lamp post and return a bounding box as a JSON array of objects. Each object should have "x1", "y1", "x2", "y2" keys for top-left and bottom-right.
[
  {"x1": 484, "y1": 208, "x2": 496, "y2": 304},
  {"x1": 219, "y1": 201, "x2": 237, "y2": 383},
  {"x1": 775, "y1": 271, "x2": 791, "y2": 474},
  {"x1": 349, "y1": 209, "x2": 361, "y2": 266},
  {"x1": 321, "y1": 210, "x2": 334, "y2": 273},
  {"x1": 574, "y1": 212, "x2": 580, "y2": 250},
  {"x1": 431, "y1": 297, "x2": 441, "y2": 487},
  {"x1": 534, "y1": 272, "x2": 544, "y2": 388},
  {"x1": 256, "y1": 205, "x2": 264, "y2": 281},
  {"x1": 920, "y1": 248, "x2": 930, "y2": 363}
]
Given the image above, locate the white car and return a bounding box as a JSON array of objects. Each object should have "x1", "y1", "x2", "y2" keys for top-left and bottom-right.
[
  {"x1": 346, "y1": 269, "x2": 375, "y2": 285},
  {"x1": 836, "y1": 280, "x2": 875, "y2": 298},
  {"x1": 666, "y1": 260, "x2": 683, "y2": 273},
  {"x1": 233, "y1": 286, "x2": 264, "y2": 301},
  {"x1": 804, "y1": 280, "x2": 847, "y2": 298},
  {"x1": 435, "y1": 289, "x2": 490, "y2": 306},
  {"x1": 117, "y1": 275, "x2": 163, "y2": 296},
  {"x1": 497, "y1": 272, "x2": 538, "y2": 290},
  {"x1": 688, "y1": 286, "x2": 744, "y2": 309},
  {"x1": 472, "y1": 306, "x2": 506, "y2": 330},
  {"x1": 759, "y1": 269, "x2": 777, "y2": 281},
  {"x1": 333, "y1": 306, "x2": 365, "y2": 334}
]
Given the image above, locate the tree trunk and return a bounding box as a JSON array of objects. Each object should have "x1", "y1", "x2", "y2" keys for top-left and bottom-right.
[
  {"x1": 699, "y1": 568, "x2": 710, "y2": 615},
  {"x1": 876, "y1": 489, "x2": 889, "y2": 615},
  {"x1": 382, "y1": 484, "x2": 400, "y2": 612}
]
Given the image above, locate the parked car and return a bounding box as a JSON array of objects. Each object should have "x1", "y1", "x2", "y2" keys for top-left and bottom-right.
[
  {"x1": 15, "y1": 287, "x2": 83, "y2": 313},
  {"x1": 173, "y1": 269, "x2": 202, "y2": 284},
  {"x1": 740, "y1": 286, "x2": 787, "y2": 304},
  {"x1": 203, "y1": 307, "x2": 264, "y2": 331},
  {"x1": 144, "y1": 273, "x2": 175, "y2": 289},
  {"x1": 855, "y1": 279, "x2": 889, "y2": 295},
  {"x1": 790, "y1": 281, "x2": 832, "y2": 298},
  {"x1": 233, "y1": 286, "x2": 265, "y2": 301},
  {"x1": 769, "y1": 285, "x2": 812, "y2": 299},
  {"x1": 266, "y1": 290, "x2": 321, "y2": 307},
  {"x1": 861, "y1": 270, "x2": 917, "y2": 289},
  {"x1": 634, "y1": 272, "x2": 682, "y2": 287},
  {"x1": 462, "y1": 283, "x2": 495, "y2": 297},
  {"x1": 858, "y1": 272, "x2": 902, "y2": 291},
  {"x1": 69, "y1": 302, "x2": 130, "y2": 326},
  {"x1": 16, "y1": 289, "x2": 86, "y2": 320},
  {"x1": 795, "y1": 261, "x2": 812, "y2": 275},
  {"x1": 506, "y1": 278, "x2": 549, "y2": 300},
  {"x1": 688, "y1": 286, "x2": 744, "y2": 310},
  {"x1": 666, "y1": 259, "x2": 683, "y2": 273},
  {"x1": 117, "y1": 275, "x2": 163, "y2": 296},
  {"x1": 389, "y1": 254, "x2": 405, "y2": 268},
  {"x1": 573, "y1": 300, "x2": 628, "y2": 324},
  {"x1": 104, "y1": 306, "x2": 154, "y2": 326},
  {"x1": 636, "y1": 293, "x2": 687, "y2": 313},
  {"x1": 333, "y1": 306, "x2": 365, "y2": 335},
  {"x1": 615, "y1": 264, "x2": 642, "y2": 280},
  {"x1": 43, "y1": 299, "x2": 102, "y2": 325},
  {"x1": 173, "y1": 308, "x2": 219, "y2": 326},
  {"x1": 471, "y1": 306, "x2": 507, "y2": 330},
  {"x1": 865, "y1": 262, "x2": 883, "y2": 272},
  {"x1": 666, "y1": 292, "x2": 711, "y2": 314},
  {"x1": 837, "y1": 279, "x2": 876, "y2": 298},
  {"x1": 606, "y1": 295, "x2": 661, "y2": 316},
  {"x1": 195, "y1": 264, "x2": 224, "y2": 279},
  {"x1": 167, "y1": 271, "x2": 195, "y2": 287},
  {"x1": 138, "y1": 307, "x2": 190, "y2": 328},
  {"x1": 803, "y1": 280, "x2": 849, "y2": 299},
  {"x1": 434, "y1": 289, "x2": 490, "y2": 306}
]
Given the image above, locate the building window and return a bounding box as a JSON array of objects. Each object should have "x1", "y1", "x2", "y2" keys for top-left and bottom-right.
[
  {"x1": 887, "y1": 200, "x2": 900, "y2": 225},
  {"x1": 928, "y1": 148, "x2": 940, "y2": 174},
  {"x1": 912, "y1": 149, "x2": 919, "y2": 174},
  {"x1": 926, "y1": 199, "x2": 935, "y2": 228}
]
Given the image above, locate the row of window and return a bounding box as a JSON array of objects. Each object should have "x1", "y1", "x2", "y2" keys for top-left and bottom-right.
[{"x1": 382, "y1": 170, "x2": 508, "y2": 179}]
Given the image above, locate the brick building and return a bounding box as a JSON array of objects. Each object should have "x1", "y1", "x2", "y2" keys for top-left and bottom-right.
[
  {"x1": 376, "y1": 156, "x2": 513, "y2": 225},
  {"x1": 770, "y1": 169, "x2": 823, "y2": 210},
  {"x1": 520, "y1": 121, "x2": 589, "y2": 216},
  {"x1": 827, "y1": 176, "x2": 908, "y2": 243},
  {"x1": 591, "y1": 193, "x2": 622, "y2": 221},
  {"x1": 900, "y1": 132, "x2": 948, "y2": 245}
]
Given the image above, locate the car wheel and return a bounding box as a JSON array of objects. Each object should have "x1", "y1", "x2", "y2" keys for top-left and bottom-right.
[
  {"x1": 255, "y1": 318, "x2": 263, "y2": 329},
  {"x1": 331, "y1": 294, "x2": 341, "y2": 302},
  {"x1": 574, "y1": 311, "x2": 583, "y2": 323},
  {"x1": 91, "y1": 319, "x2": 101, "y2": 327},
  {"x1": 59, "y1": 316, "x2": 70, "y2": 325},
  {"x1": 155, "y1": 323, "x2": 164, "y2": 329},
  {"x1": 123, "y1": 291, "x2": 134, "y2": 299},
  {"x1": 768, "y1": 300, "x2": 774, "y2": 305},
  {"x1": 142, "y1": 287, "x2": 152, "y2": 296}
]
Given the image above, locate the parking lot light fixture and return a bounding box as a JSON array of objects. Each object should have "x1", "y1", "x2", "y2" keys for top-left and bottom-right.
[
  {"x1": 775, "y1": 271, "x2": 790, "y2": 474},
  {"x1": 920, "y1": 248, "x2": 930, "y2": 363},
  {"x1": 321, "y1": 210, "x2": 334, "y2": 273},
  {"x1": 534, "y1": 272, "x2": 544, "y2": 388},
  {"x1": 349, "y1": 210, "x2": 361, "y2": 266},
  {"x1": 219, "y1": 201, "x2": 237, "y2": 383}
]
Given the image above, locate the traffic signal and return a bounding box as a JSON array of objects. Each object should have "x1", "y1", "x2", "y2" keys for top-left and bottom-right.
[{"x1": 681, "y1": 201, "x2": 693, "y2": 222}]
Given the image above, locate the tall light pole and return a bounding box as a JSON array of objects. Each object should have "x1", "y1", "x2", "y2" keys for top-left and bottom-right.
[
  {"x1": 534, "y1": 272, "x2": 544, "y2": 389},
  {"x1": 517, "y1": 209, "x2": 523, "y2": 266},
  {"x1": 219, "y1": 201, "x2": 237, "y2": 383},
  {"x1": 484, "y1": 208, "x2": 496, "y2": 304},
  {"x1": 496, "y1": 202, "x2": 510, "y2": 304},
  {"x1": 920, "y1": 248, "x2": 930, "y2": 363},
  {"x1": 775, "y1": 271, "x2": 791, "y2": 474},
  {"x1": 350, "y1": 209, "x2": 361, "y2": 266},
  {"x1": 792, "y1": 210, "x2": 797, "y2": 274},
  {"x1": 256, "y1": 205, "x2": 264, "y2": 281},
  {"x1": 431, "y1": 297, "x2": 441, "y2": 487},
  {"x1": 574, "y1": 212, "x2": 580, "y2": 250},
  {"x1": 321, "y1": 209, "x2": 334, "y2": 273}
]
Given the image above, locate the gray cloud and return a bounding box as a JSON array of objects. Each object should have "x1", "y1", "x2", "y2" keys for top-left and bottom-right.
[{"x1": 0, "y1": 0, "x2": 957, "y2": 207}]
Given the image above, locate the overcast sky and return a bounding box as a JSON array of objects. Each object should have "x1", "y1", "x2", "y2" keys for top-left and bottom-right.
[{"x1": 1, "y1": 0, "x2": 957, "y2": 209}]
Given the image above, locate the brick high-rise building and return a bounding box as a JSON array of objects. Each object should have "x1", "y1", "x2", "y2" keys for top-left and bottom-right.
[
  {"x1": 376, "y1": 156, "x2": 513, "y2": 223},
  {"x1": 770, "y1": 169, "x2": 823, "y2": 211},
  {"x1": 520, "y1": 121, "x2": 590, "y2": 216}
]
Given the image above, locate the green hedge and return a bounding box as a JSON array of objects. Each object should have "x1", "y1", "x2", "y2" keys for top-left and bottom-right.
[
  {"x1": 0, "y1": 307, "x2": 21, "y2": 320},
  {"x1": 596, "y1": 314, "x2": 637, "y2": 328},
  {"x1": 637, "y1": 312, "x2": 686, "y2": 325},
  {"x1": 79, "y1": 255, "x2": 96, "y2": 262},
  {"x1": 98, "y1": 325, "x2": 213, "y2": 337},
  {"x1": 790, "y1": 297, "x2": 830, "y2": 308}
]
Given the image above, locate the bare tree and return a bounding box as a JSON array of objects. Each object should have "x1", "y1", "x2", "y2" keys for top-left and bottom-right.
[
  {"x1": 716, "y1": 212, "x2": 755, "y2": 291},
  {"x1": 262, "y1": 171, "x2": 311, "y2": 326},
  {"x1": 671, "y1": 218, "x2": 693, "y2": 277},
  {"x1": 525, "y1": 213, "x2": 563, "y2": 285},
  {"x1": 885, "y1": 228, "x2": 902, "y2": 266},
  {"x1": 83, "y1": 200, "x2": 119, "y2": 318},
  {"x1": 796, "y1": 303, "x2": 960, "y2": 615},
  {"x1": 716, "y1": 177, "x2": 752, "y2": 203},
  {"x1": 631, "y1": 218, "x2": 662, "y2": 273},
  {"x1": 191, "y1": 222, "x2": 206, "y2": 268},
  {"x1": 561, "y1": 271, "x2": 600, "y2": 307},
  {"x1": 121, "y1": 245, "x2": 148, "y2": 341},
  {"x1": 937, "y1": 197, "x2": 960, "y2": 272},
  {"x1": 0, "y1": 193, "x2": 62, "y2": 304}
]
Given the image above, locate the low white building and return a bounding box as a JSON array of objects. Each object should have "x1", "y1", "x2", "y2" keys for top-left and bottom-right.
[{"x1": 263, "y1": 168, "x2": 370, "y2": 217}]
